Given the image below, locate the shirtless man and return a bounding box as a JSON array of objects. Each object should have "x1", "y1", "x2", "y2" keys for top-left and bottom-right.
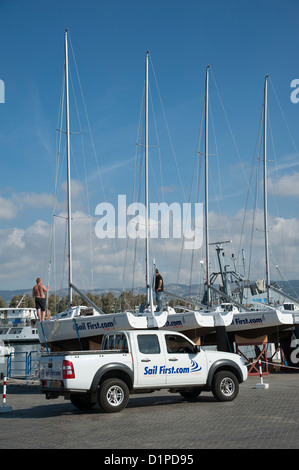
[{"x1": 32, "y1": 278, "x2": 49, "y2": 321}]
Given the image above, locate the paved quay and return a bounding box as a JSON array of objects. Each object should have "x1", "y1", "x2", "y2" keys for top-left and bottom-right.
[{"x1": 0, "y1": 373, "x2": 298, "y2": 450}]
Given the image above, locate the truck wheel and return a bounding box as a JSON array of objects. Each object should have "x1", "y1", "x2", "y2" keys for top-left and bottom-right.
[
  {"x1": 179, "y1": 390, "x2": 201, "y2": 400},
  {"x1": 70, "y1": 394, "x2": 96, "y2": 410},
  {"x1": 211, "y1": 371, "x2": 239, "y2": 402},
  {"x1": 98, "y1": 378, "x2": 129, "y2": 413}
]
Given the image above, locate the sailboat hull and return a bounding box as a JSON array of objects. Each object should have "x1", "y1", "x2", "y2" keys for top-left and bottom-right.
[
  {"x1": 37, "y1": 308, "x2": 232, "y2": 350},
  {"x1": 228, "y1": 309, "x2": 294, "y2": 332},
  {"x1": 36, "y1": 309, "x2": 169, "y2": 350},
  {"x1": 203, "y1": 308, "x2": 296, "y2": 344},
  {"x1": 36, "y1": 305, "x2": 298, "y2": 351}
]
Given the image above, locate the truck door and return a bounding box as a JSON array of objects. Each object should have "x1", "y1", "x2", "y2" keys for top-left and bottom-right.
[
  {"x1": 164, "y1": 334, "x2": 207, "y2": 385},
  {"x1": 135, "y1": 334, "x2": 167, "y2": 387}
]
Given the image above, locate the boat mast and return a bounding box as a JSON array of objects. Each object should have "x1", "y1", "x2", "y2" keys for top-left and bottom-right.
[
  {"x1": 263, "y1": 74, "x2": 270, "y2": 304},
  {"x1": 204, "y1": 65, "x2": 210, "y2": 306},
  {"x1": 65, "y1": 29, "x2": 73, "y2": 305},
  {"x1": 145, "y1": 51, "x2": 150, "y2": 304}
]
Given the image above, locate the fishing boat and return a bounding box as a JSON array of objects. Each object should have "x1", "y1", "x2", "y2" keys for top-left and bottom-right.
[
  {"x1": 200, "y1": 240, "x2": 299, "y2": 343},
  {"x1": 0, "y1": 307, "x2": 39, "y2": 343},
  {"x1": 161, "y1": 72, "x2": 299, "y2": 352}
]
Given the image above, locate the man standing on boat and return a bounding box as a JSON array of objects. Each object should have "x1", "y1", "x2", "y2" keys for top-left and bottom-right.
[
  {"x1": 154, "y1": 268, "x2": 164, "y2": 312},
  {"x1": 32, "y1": 278, "x2": 49, "y2": 321}
]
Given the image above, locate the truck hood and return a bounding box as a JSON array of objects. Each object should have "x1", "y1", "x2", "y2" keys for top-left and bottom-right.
[{"x1": 203, "y1": 349, "x2": 241, "y2": 363}]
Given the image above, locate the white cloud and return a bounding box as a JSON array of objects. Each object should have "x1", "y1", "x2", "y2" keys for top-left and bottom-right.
[
  {"x1": 60, "y1": 179, "x2": 84, "y2": 199},
  {"x1": 11, "y1": 192, "x2": 53, "y2": 209},
  {"x1": 268, "y1": 172, "x2": 299, "y2": 197},
  {"x1": 0, "y1": 197, "x2": 18, "y2": 219},
  {"x1": 160, "y1": 184, "x2": 177, "y2": 194},
  {"x1": 7, "y1": 228, "x2": 25, "y2": 249},
  {"x1": 1, "y1": 204, "x2": 299, "y2": 291},
  {"x1": 0, "y1": 180, "x2": 85, "y2": 224},
  {"x1": 0, "y1": 191, "x2": 54, "y2": 221}
]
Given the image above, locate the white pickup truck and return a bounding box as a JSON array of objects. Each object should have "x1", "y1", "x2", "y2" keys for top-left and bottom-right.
[{"x1": 39, "y1": 330, "x2": 248, "y2": 413}]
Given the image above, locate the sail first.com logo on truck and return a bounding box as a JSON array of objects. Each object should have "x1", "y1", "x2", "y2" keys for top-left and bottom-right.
[{"x1": 144, "y1": 360, "x2": 202, "y2": 376}]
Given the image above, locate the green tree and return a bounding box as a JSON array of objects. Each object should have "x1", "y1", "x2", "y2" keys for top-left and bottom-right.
[
  {"x1": 24, "y1": 294, "x2": 35, "y2": 308},
  {"x1": 84, "y1": 292, "x2": 102, "y2": 309},
  {"x1": 117, "y1": 291, "x2": 134, "y2": 311},
  {"x1": 9, "y1": 294, "x2": 35, "y2": 308},
  {"x1": 9, "y1": 294, "x2": 24, "y2": 308},
  {"x1": 0, "y1": 296, "x2": 6, "y2": 307},
  {"x1": 134, "y1": 293, "x2": 147, "y2": 311},
  {"x1": 72, "y1": 294, "x2": 84, "y2": 306},
  {"x1": 57, "y1": 296, "x2": 68, "y2": 313},
  {"x1": 101, "y1": 292, "x2": 116, "y2": 314},
  {"x1": 47, "y1": 294, "x2": 59, "y2": 316}
]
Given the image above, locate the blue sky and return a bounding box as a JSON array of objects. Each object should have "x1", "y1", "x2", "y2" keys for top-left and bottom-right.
[{"x1": 1, "y1": 0, "x2": 299, "y2": 292}]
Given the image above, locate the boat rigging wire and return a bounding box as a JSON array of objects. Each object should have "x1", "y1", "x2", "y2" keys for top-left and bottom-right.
[
  {"x1": 126, "y1": 53, "x2": 184, "y2": 296},
  {"x1": 237, "y1": 106, "x2": 264, "y2": 280},
  {"x1": 242, "y1": 77, "x2": 299, "y2": 286},
  {"x1": 44, "y1": 65, "x2": 66, "y2": 310},
  {"x1": 176, "y1": 99, "x2": 205, "y2": 287},
  {"x1": 47, "y1": 31, "x2": 115, "y2": 309},
  {"x1": 149, "y1": 54, "x2": 187, "y2": 203}
]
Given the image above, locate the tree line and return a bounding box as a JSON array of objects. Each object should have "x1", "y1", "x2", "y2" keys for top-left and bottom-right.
[
  {"x1": 0, "y1": 291, "x2": 188, "y2": 315},
  {"x1": 0, "y1": 291, "x2": 148, "y2": 315}
]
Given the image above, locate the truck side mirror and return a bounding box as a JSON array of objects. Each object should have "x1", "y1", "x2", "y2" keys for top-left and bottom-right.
[{"x1": 194, "y1": 345, "x2": 201, "y2": 353}]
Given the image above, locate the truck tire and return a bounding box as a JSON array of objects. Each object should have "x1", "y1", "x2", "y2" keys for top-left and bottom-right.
[
  {"x1": 98, "y1": 378, "x2": 129, "y2": 413},
  {"x1": 179, "y1": 389, "x2": 202, "y2": 400},
  {"x1": 211, "y1": 371, "x2": 239, "y2": 402},
  {"x1": 70, "y1": 394, "x2": 97, "y2": 410}
]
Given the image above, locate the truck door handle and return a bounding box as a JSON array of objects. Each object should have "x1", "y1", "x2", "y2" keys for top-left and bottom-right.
[
  {"x1": 141, "y1": 359, "x2": 151, "y2": 362},
  {"x1": 169, "y1": 358, "x2": 178, "y2": 361}
]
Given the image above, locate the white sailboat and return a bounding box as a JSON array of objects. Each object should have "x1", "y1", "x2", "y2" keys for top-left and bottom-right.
[
  {"x1": 38, "y1": 42, "x2": 297, "y2": 353},
  {"x1": 37, "y1": 38, "x2": 167, "y2": 351},
  {"x1": 161, "y1": 65, "x2": 234, "y2": 343},
  {"x1": 136, "y1": 58, "x2": 227, "y2": 337}
]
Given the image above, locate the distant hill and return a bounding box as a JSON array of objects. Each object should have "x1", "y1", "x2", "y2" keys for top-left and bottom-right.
[
  {"x1": 0, "y1": 289, "x2": 33, "y2": 304},
  {"x1": 1, "y1": 280, "x2": 299, "y2": 306}
]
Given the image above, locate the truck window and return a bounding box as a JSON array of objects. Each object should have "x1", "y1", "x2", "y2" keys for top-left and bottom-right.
[
  {"x1": 107, "y1": 336, "x2": 114, "y2": 350},
  {"x1": 115, "y1": 334, "x2": 129, "y2": 353},
  {"x1": 102, "y1": 334, "x2": 128, "y2": 352},
  {"x1": 165, "y1": 334, "x2": 195, "y2": 354},
  {"x1": 137, "y1": 335, "x2": 160, "y2": 354}
]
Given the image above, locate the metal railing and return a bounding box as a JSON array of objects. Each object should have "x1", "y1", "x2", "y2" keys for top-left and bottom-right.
[{"x1": 6, "y1": 351, "x2": 41, "y2": 380}]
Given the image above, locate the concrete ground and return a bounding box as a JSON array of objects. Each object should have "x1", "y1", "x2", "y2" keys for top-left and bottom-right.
[{"x1": 0, "y1": 373, "x2": 298, "y2": 450}]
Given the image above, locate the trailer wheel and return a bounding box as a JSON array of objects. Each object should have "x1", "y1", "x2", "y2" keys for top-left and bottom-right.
[
  {"x1": 98, "y1": 378, "x2": 129, "y2": 413},
  {"x1": 70, "y1": 394, "x2": 96, "y2": 410},
  {"x1": 211, "y1": 371, "x2": 239, "y2": 402}
]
